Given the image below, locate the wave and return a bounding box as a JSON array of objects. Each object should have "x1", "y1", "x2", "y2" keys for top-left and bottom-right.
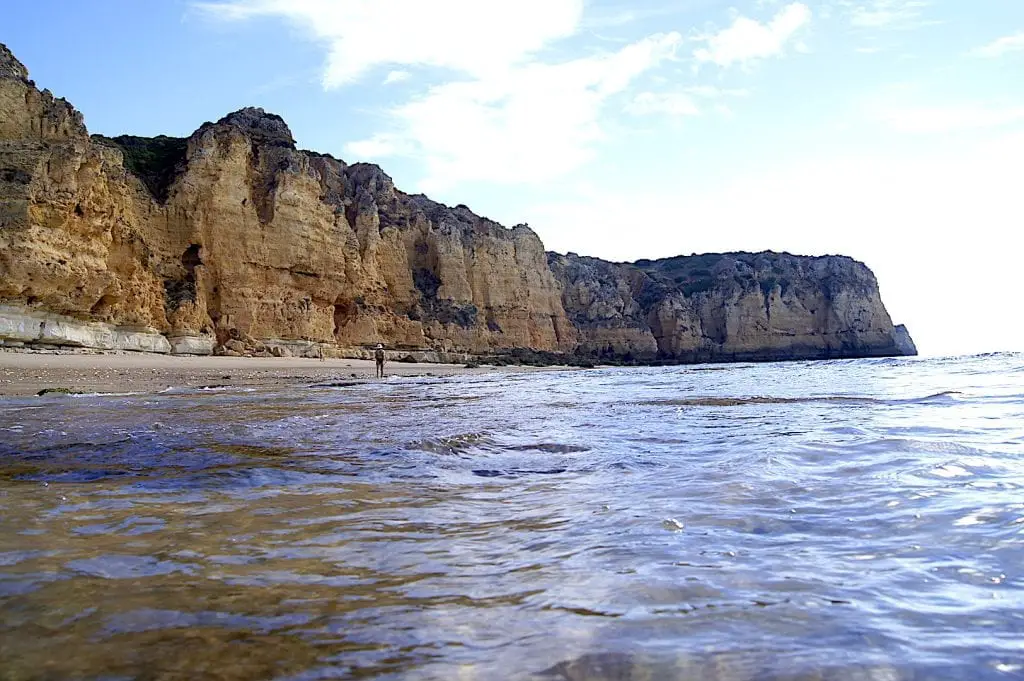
[
  {"x1": 638, "y1": 396, "x2": 878, "y2": 407},
  {"x1": 900, "y1": 390, "x2": 964, "y2": 403},
  {"x1": 508, "y1": 443, "x2": 590, "y2": 454},
  {"x1": 32, "y1": 390, "x2": 146, "y2": 398},
  {"x1": 638, "y1": 391, "x2": 964, "y2": 408},
  {"x1": 471, "y1": 467, "x2": 569, "y2": 478},
  {"x1": 409, "y1": 432, "x2": 500, "y2": 457}
]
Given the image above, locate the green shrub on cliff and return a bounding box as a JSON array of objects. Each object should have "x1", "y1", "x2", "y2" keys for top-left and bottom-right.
[{"x1": 91, "y1": 134, "x2": 188, "y2": 203}]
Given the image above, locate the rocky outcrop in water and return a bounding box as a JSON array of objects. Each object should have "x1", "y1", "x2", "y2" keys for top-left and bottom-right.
[{"x1": 0, "y1": 44, "x2": 915, "y2": 361}]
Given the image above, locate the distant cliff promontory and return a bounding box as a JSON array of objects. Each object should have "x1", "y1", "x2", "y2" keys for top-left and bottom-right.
[{"x1": 0, "y1": 44, "x2": 915, "y2": 362}]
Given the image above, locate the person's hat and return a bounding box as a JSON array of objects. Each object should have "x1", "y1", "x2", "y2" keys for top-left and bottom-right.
[{"x1": 376, "y1": 343, "x2": 383, "y2": 349}]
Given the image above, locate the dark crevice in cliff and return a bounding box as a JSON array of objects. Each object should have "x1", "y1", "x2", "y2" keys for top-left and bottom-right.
[
  {"x1": 89, "y1": 294, "x2": 116, "y2": 317},
  {"x1": 240, "y1": 261, "x2": 321, "y2": 279},
  {"x1": 333, "y1": 297, "x2": 360, "y2": 337},
  {"x1": 413, "y1": 268, "x2": 441, "y2": 299},
  {"x1": 182, "y1": 244, "x2": 202, "y2": 274},
  {"x1": 163, "y1": 244, "x2": 202, "y2": 315},
  {"x1": 0, "y1": 168, "x2": 32, "y2": 184},
  {"x1": 428, "y1": 300, "x2": 479, "y2": 329},
  {"x1": 410, "y1": 267, "x2": 478, "y2": 329},
  {"x1": 485, "y1": 308, "x2": 503, "y2": 333}
]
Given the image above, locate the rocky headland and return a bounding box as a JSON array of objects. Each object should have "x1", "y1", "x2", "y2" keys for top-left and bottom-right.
[{"x1": 0, "y1": 43, "x2": 915, "y2": 364}]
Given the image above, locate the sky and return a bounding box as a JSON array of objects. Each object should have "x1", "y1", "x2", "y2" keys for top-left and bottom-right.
[{"x1": 3, "y1": 0, "x2": 1023, "y2": 357}]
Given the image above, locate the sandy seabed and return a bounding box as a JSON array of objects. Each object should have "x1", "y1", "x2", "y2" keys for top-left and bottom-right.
[{"x1": 0, "y1": 351, "x2": 560, "y2": 397}]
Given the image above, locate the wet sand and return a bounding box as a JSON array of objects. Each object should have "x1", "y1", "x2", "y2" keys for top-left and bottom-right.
[{"x1": 0, "y1": 351, "x2": 558, "y2": 397}]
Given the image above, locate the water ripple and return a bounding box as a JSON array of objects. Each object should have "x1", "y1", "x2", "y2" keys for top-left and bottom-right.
[{"x1": 1, "y1": 354, "x2": 1023, "y2": 679}]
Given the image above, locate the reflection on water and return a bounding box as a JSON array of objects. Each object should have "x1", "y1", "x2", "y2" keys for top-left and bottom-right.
[{"x1": 2, "y1": 354, "x2": 1024, "y2": 680}]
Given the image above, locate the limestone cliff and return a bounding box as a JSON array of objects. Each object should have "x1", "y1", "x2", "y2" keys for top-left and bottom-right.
[
  {"x1": 550, "y1": 251, "x2": 905, "y2": 362},
  {"x1": 0, "y1": 43, "x2": 168, "y2": 334},
  {"x1": 0, "y1": 44, "x2": 915, "y2": 361}
]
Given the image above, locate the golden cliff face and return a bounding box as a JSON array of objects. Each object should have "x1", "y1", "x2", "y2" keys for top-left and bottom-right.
[
  {"x1": 146, "y1": 109, "x2": 576, "y2": 353},
  {"x1": 0, "y1": 45, "x2": 167, "y2": 331},
  {"x1": 0, "y1": 44, "x2": 913, "y2": 361}
]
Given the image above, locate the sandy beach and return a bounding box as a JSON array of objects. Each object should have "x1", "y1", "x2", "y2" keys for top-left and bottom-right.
[{"x1": 0, "y1": 351, "x2": 555, "y2": 397}]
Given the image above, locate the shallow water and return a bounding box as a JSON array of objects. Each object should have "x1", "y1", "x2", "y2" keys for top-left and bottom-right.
[{"x1": 1, "y1": 354, "x2": 1023, "y2": 680}]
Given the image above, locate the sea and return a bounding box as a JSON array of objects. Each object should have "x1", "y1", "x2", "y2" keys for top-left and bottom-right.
[{"x1": 1, "y1": 354, "x2": 1023, "y2": 681}]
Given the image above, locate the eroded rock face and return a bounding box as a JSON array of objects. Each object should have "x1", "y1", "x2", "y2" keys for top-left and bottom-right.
[
  {"x1": 0, "y1": 43, "x2": 915, "y2": 360},
  {"x1": 893, "y1": 324, "x2": 918, "y2": 357},
  {"x1": 550, "y1": 251, "x2": 907, "y2": 362},
  {"x1": 139, "y1": 109, "x2": 577, "y2": 353},
  {"x1": 0, "y1": 305, "x2": 170, "y2": 353},
  {"x1": 0, "y1": 46, "x2": 166, "y2": 332},
  {"x1": 548, "y1": 254, "x2": 659, "y2": 358},
  {"x1": 168, "y1": 335, "x2": 215, "y2": 356}
]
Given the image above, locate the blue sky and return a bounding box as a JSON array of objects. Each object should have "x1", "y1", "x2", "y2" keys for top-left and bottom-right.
[{"x1": 4, "y1": 0, "x2": 1023, "y2": 356}]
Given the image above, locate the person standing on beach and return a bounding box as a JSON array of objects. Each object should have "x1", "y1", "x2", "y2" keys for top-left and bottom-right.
[{"x1": 374, "y1": 343, "x2": 386, "y2": 378}]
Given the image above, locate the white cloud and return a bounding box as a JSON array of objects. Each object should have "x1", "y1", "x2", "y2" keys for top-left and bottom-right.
[
  {"x1": 841, "y1": 0, "x2": 930, "y2": 30},
  {"x1": 625, "y1": 85, "x2": 749, "y2": 117},
  {"x1": 684, "y1": 85, "x2": 751, "y2": 98},
  {"x1": 713, "y1": 103, "x2": 737, "y2": 118},
  {"x1": 346, "y1": 132, "x2": 414, "y2": 158},
  {"x1": 877, "y1": 104, "x2": 1024, "y2": 134},
  {"x1": 693, "y1": 3, "x2": 812, "y2": 69},
  {"x1": 383, "y1": 70, "x2": 410, "y2": 86},
  {"x1": 973, "y1": 31, "x2": 1024, "y2": 58},
  {"x1": 626, "y1": 92, "x2": 700, "y2": 117},
  {"x1": 199, "y1": 0, "x2": 685, "y2": 189},
  {"x1": 347, "y1": 32, "x2": 682, "y2": 190},
  {"x1": 196, "y1": 0, "x2": 583, "y2": 87},
  {"x1": 581, "y1": 4, "x2": 685, "y2": 30}
]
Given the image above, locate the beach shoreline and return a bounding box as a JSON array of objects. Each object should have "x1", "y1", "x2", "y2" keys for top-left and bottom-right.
[{"x1": 0, "y1": 350, "x2": 565, "y2": 397}]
